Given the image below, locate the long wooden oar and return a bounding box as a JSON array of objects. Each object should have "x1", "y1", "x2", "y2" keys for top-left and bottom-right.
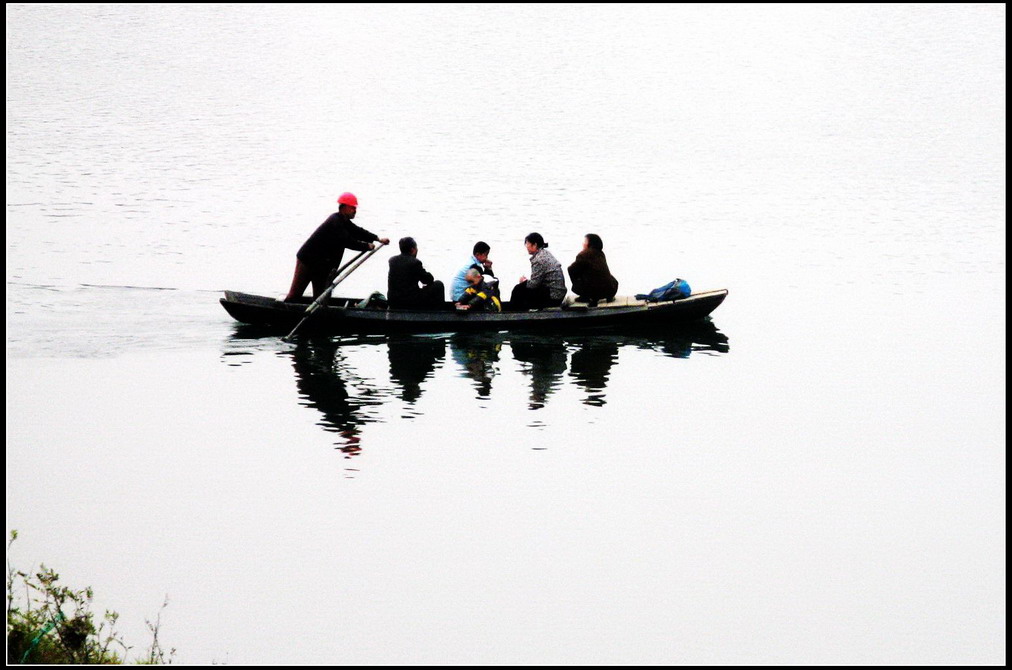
[{"x1": 282, "y1": 242, "x2": 387, "y2": 342}]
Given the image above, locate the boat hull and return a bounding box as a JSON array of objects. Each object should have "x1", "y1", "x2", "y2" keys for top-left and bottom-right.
[{"x1": 220, "y1": 289, "x2": 728, "y2": 335}]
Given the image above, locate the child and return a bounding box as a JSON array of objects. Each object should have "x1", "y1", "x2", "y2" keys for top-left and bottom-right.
[{"x1": 456, "y1": 268, "x2": 502, "y2": 312}]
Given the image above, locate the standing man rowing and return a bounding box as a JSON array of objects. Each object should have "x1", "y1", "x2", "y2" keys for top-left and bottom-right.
[{"x1": 285, "y1": 192, "x2": 391, "y2": 301}]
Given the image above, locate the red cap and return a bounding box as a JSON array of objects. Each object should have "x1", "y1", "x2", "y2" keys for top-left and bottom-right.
[{"x1": 337, "y1": 192, "x2": 358, "y2": 207}]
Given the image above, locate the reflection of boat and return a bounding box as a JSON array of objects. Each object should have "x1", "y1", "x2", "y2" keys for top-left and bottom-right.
[
  {"x1": 506, "y1": 320, "x2": 730, "y2": 408},
  {"x1": 386, "y1": 336, "x2": 446, "y2": 403},
  {"x1": 621, "y1": 319, "x2": 730, "y2": 358},
  {"x1": 287, "y1": 336, "x2": 384, "y2": 457},
  {"x1": 219, "y1": 289, "x2": 728, "y2": 334},
  {"x1": 510, "y1": 336, "x2": 569, "y2": 409},
  {"x1": 449, "y1": 332, "x2": 506, "y2": 398},
  {"x1": 567, "y1": 338, "x2": 619, "y2": 407},
  {"x1": 224, "y1": 319, "x2": 730, "y2": 450}
]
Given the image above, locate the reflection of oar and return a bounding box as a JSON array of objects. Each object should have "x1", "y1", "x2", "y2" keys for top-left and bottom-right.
[{"x1": 282, "y1": 242, "x2": 387, "y2": 342}]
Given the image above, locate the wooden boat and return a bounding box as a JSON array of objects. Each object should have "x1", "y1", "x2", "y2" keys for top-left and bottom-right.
[{"x1": 220, "y1": 289, "x2": 728, "y2": 335}]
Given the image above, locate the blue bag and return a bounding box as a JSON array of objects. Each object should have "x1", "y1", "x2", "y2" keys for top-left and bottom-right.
[{"x1": 635, "y1": 278, "x2": 691, "y2": 302}]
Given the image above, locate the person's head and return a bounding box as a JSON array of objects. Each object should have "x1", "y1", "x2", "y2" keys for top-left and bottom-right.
[
  {"x1": 524, "y1": 232, "x2": 546, "y2": 254},
  {"x1": 473, "y1": 241, "x2": 491, "y2": 262},
  {"x1": 584, "y1": 233, "x2": 604, "y2": 251},
  {"x1": 399, "y1": 236, "x2": 417, "y2": 255},
  {"x1": 465, "y1": 268, "x2": 483, "y2": 285},
  {"x1": 337, "y1": 192, "x2": 358, "y2": 219}
]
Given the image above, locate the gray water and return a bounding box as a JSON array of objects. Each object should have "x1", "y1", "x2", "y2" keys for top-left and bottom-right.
[{"x1": 6, "y1": 4, "x2": 1005, "y2": 665}]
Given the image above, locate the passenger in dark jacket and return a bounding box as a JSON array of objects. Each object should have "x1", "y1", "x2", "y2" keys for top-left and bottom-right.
[
  {"x1": 567, "y1": 233, "x2": 619, "y2": 302},
  {"x1": 285, "y1": 192, "x2": 389, "y2": 301},
  {"x1": 388, "y1": 237, "x2": 445, "y2": 310}
]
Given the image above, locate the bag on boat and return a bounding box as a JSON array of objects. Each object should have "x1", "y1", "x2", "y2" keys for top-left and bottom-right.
[
  {"x1": 635, "y1": 278, "x2": 691, "y2": 302},
  {"x1": 356, "y1": 291, "x2": 388, "y2": 309}
]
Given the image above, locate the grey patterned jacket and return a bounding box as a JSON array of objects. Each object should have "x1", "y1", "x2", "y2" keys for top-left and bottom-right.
[{"x1": 527, "y1": 248, "x2": 567, "y2": 299}]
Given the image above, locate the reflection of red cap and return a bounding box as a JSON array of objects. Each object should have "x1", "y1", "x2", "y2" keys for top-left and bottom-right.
[{"x1": 337, "y1": 192, "x2": 358, "y2": 207}]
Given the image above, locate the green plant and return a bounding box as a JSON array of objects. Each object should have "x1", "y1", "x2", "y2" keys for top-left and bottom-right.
[{"x1": 6, "y1": 530, "x2": 174, "y2": 664}]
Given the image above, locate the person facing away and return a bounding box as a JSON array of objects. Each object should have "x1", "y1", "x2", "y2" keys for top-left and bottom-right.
[
  {"x1": 387, "y1": 236, "x2": 445, "y2": 310},
  {"x1": 451, "y1": 241, "x2": 496, "y2": 301},
  {"x1": 567, "y1": 233, "x2": 619, "y2": 303},
  {"x1": 508, "y1": 232, "x2": 567, "y2": 311},
  {"x1": 456, "y1": 268, "x2": 502, "y2": 312},
  {"x1": 285, "y1": 192, "x2": 390, "y2": 301}
]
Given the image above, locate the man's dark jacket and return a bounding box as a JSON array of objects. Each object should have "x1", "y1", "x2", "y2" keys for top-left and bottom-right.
[
  {"x1": 388, "y1": 253, "x2": 437, "y2": 308},
  {"x1": 297, "y1": 212, "x2": 378, "y2": 271}
]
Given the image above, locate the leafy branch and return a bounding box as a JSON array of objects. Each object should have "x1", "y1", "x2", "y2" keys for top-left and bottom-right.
[{"x1": 6, "y1": 530, "x2": 174, "y2": 664}]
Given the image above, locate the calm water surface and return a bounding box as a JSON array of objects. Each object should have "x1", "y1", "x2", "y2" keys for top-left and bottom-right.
[{"x1": 6, "y1": 4, "x2": 1005, "y2": 664}]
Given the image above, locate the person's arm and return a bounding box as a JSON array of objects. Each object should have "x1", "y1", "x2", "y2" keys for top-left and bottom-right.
[
  {"x1": 415, "y1": 259, "x2": 435, "y2": 286},
  {"x1": 456, "y1": 289, "x2": 474, "y2": 308},
  {"x1": 338, "y1": 222, "x2": 374, "y2": 252},
  {"x1": 527, "y1": 253, "x2": 547, "y2": 289},
  {"x1": 345, "y1": 221, "x2": 388, "y2": 249},
  {"x1": 465, "y1": 287, "x2": 492, "y2": 311},
  {"x1": 470, "y1": 261, "x2": 494, "y2": 279},
  {"x1": 568, "y1": 255, "x2": 588, "y2": 284}
]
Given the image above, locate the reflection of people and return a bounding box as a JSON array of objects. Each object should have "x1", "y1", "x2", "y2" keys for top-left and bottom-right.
[
  {"x1": 456, "y1": 269, "x2": 502, "y2": 312},
  {"x1": 567, "y1": 234, "x2": 618, "y2": 304},
  {"x1": 286, "y1": 192, "x2": 390, "y2": 301},
  {"x1": 288, "y1": 336, "x2": 383, "y2": 457},
  {"x1": 509, "y1": 233, "x2": 567, "y2": 311},
  {"x1": 449, "y1": 333, "x2": 505, "y2": 398},
  {"x1": 568, "y1": 338, "x2": 620, "y2": 407},
  {"x1": 387, "y1": 336, "x2": 446, "y2": 403},
  {"x1": 387, "y1": 237, "x2": 445, "y2": 310},
  {"x1": 511, "y1": 336, "x2": 568, "y2": 409},
  {"x1": 451, "y1": 241, "x2": 496, "y2": 301}
]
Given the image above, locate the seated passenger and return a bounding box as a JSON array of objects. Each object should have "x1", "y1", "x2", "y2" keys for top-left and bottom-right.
[
  {"x1": 509, "y1": 232, "x2": 567, "y2": 311},
  {"x1": 456, "y1": 268, "x2": 502, "y2": 312},
  {"x1": 567, "y1": 233, "x2": 618, "y2": 304},
  {"x1": 451, "y1": 241, "x2": 496, "y2": 301},
  {"x1": 387, "y1": 237, "x2": 445, "y2": 310}
]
